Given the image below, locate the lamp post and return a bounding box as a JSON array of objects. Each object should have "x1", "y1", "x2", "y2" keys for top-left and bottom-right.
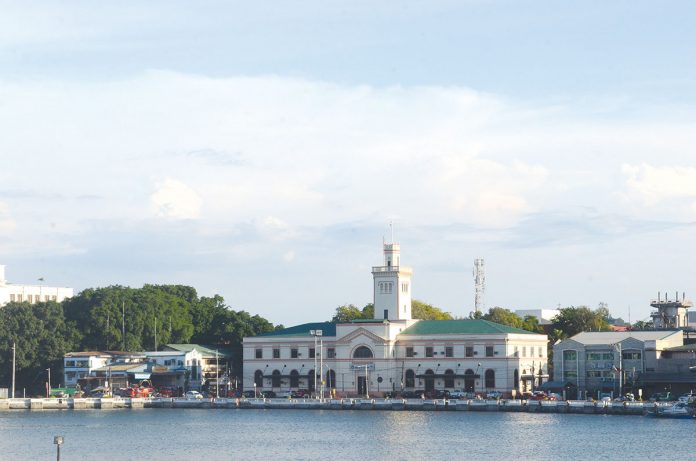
[
  {"x1": 54, "y1": 436, "x2": 64, "y2": 461},
  {"x1": 11, "y1": 341, "x2": 15, "y2": 399},
  {"x1": 46, "y1": 368, "x2": 51, "y2": 398},
  {"x1": 215, "y1": 349, "x2": 219, "y2": 398},
  {"x1": 309, "y1": 330, "x2": 323, "y2": 399}
]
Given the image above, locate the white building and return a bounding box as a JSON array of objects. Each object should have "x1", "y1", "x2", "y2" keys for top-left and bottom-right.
[
  {"x1": 243, "y1": 241, "x2": 549, "y2": 398},
  {"x1": 63, "y1": 352, "x2": 115, "y2": 388},
  {"x1": 514, "y1": 309, "x2": 560, "y2": 325},
  {"x1": 0, "y1": 265, "x2": 73, "y2": 306}
]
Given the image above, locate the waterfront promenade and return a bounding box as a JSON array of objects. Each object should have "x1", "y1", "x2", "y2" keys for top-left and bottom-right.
[{"x1": 0, "y1": 397, "x2": 658, "y2": 416}]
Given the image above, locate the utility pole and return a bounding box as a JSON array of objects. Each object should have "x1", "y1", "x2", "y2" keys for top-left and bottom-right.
[
  {"x1": 319, "y1": 335, "x2": 324, "y2": 400},
  {"x1": 310, "y1": 330, "x2": 323, "y2": 398},
  {"x1": 11, "y1": 341, "x2": 16, "y2": 399},
  {"x1": 121, "y1": 301, "x2": 125, "y2": 351},
  {"x1": 46, "y1": 368, "x2": 51, "y2": 397}
]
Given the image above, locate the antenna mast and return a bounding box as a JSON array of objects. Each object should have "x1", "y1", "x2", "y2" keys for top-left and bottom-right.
[{"x1": 474, "y1": 258, "x2": 485, "y2": 314}]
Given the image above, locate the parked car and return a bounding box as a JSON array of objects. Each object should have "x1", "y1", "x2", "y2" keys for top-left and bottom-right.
[
  {"x1": 486, "y1": 391, "x2": 503, "y2": 400},
  {"x1": 400, "y1": 390, "x2": 418, "y2": 399},
  {"x1": 242, "y1": 390, "x2": 257, "y2": 398},
  {"x1": 649, "y1": 392, "x2": 674, "y2": 402},
  {"x1": 291, "y1": 390, "x2": 308, "y2": 398},
  {"x1": 260, "y1": 390, "x2": 276, "y2": 398},
  {"x1": 447, "y1": 390, "x2": 467, "y2": 399},
  {"x1": 528, "y1": 391, "x2": 549, "y2": 401},
  {"x1": 185, "y1": 391, "x2": 204, "y2": 400}
]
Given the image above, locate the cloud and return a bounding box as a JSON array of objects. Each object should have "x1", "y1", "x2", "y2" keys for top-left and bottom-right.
[
  {"x1": 623, "y1": 163, "x2": 696, "y2": 207},
  {"x1": 150, "y1": 178, "x2": 202, "y2": 220}
]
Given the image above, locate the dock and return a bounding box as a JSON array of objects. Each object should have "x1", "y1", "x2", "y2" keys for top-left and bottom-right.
[{"x1": 0, "y1": 397, "x2": 659, "y2": 416}]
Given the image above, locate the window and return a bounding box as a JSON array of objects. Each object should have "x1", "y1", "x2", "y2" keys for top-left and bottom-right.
[
  {"x1": 309, "y1": 348, "x2": 315, "y2": 358},
  {"x1": 444, "y1": 369, "x2": 455, "y2": 388},
  {"x1": 485, "y1": 369, "x2": 495, "y2": 388},
  {"x1": 45, "y1": 295, "x2": 50, "y2": 302},
  {"x1": 383, "y1": 309, "x2": 388, "y2": 319},
  {"x1": 17, "y1": 294, "x2": 23, "y2": 302},
  {"x1": 522, "y1": 347, "x2": 526, "y2": 358},
  {"x1": 353, "y1": 346, "x2": 373, "y2": 359},
  {"x1": 406, "y1": 347, "x2": 414, "y2": 358},
  {"x1": 485, "y1": 346, "x2": 494, "y2": 357},
  {"x1": 445, "y1": 346, "x2": 453, "y2": 358},
  {"x1": 273, "y1": 348, "x2": 280, "y2": 359},
  {"x1": 563, "y1": 371, "x2": 577, "y2": 378},
  {"x1": 66, "y1": 372, "x2": 76, "y2": 380},
  {"x1": 623, "y1": 351, "x2": 641, "y2": 360},
  {"x1": 405, "y1": 369, "x2": 415, "y2": 388},
  {"x1": 513, "y1": 346, "x2": 519, "y2": 357},
  {"x1": 291, "y1": 348, "x2": 298, "y2": 358},
  {"x1": 327, "y1": 348, "x2": 335, "y2": 358},
  {"x1": 65, "y1": 361, "x2": 76, "y2": 368},
  {"x1": 255, "y1": 348, "x2": 262, "y2": 359},
  {"x1": 28, "y1": 295, "x2": 33, "y2": 303},
  {"x1": 402, "y1": 283, "x2": 409, "y2": 293},
  {"x1": 425, "y1": 346, "x2": 434, "y2": 358},
  {"x1": 538, "y1": 347, "x2": 543, "y2": 358},
  {"x1": 563, "y1": 350, "x2": 577, "y2": 361},
  {"x1": 465, "y1": 346, "x2": 474, "y2": 358},
  {"x1": 51, "y1": 295, "x2": 56, "y2": 301}
]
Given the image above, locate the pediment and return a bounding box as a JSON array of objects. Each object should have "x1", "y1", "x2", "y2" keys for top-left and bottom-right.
[{"x1": 336, "y1": 327, "x2": 386, "y2": 345}]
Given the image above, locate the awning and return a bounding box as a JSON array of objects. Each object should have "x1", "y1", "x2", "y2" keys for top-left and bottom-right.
[
  {"x1": 541, "y1": 381, "x2": 577, "y2": 390},
  {"x1": 133, "y1": 373, "x2": 151, "y2": 380},
  {"x1": 520, "y1": 374, "x2": 550, "y2": 381}
]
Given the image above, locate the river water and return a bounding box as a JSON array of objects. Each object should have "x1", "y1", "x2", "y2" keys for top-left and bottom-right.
[{"x1": 0, "y1": 409, "x2": 689, "y2": 460}]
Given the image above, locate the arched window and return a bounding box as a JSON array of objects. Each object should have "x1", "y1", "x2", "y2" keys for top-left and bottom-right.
[
  {"x1": 444, "y1": 369, "x2": 455, "y2": 388},
  {"x1": 290, "y1": 369, "x2": 299, "y2": 388},
  {"x1": 254, "y1": 370, "x2": 263, "y2": 388},
  {"x1": 464, "y1": 369, "x2": 475, "y2": 392},
  {"x1": 353, "y1": 346, "x2": 373, "y2": 359},
  {"x1": 485, "y1": 369, "x2": 495, "y2": 389},
  {"x1": 272, "y1": 370, "x2": 281, "y2": 388},
  {"x1": 326, "y1": 369, "x2": 336, "y2": 388},
  {"x1": 405, "y1": 369, "x2": 415, "y2": 388},
  {"x1": 307, "y1": 370, "x2": 315, "y2": 392}
]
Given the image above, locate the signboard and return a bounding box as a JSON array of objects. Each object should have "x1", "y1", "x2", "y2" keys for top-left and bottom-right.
[{"x1": 350, "y1": 363, "x2": 375, "y2": 371}]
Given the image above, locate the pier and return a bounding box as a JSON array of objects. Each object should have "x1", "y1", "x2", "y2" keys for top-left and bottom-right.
[{"x1": 0, "y1": 397, "x2": 656, "y2": 415}]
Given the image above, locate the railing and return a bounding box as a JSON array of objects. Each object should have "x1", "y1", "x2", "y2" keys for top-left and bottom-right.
[{"x1": 372, "y1": 266, "x2": 399, "y2": 272}]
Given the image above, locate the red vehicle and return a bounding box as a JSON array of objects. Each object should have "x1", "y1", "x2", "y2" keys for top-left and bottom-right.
[{"x1": 528, "y1": 391, "x2": 551, "y2": 401}]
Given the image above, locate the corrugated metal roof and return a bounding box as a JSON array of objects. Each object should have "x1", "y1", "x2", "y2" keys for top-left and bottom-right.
[
  {"x1": 400, "y1": 319, "x2": 536, "y2": 335},
  {"x1": 569, "y1": 330, "x2": 682, "y2": 345},
  {"x1": 258, "y1": 322, "x2": 337, "y2": 338}
]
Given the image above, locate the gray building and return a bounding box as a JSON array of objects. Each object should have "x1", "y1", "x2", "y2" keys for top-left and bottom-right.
[{"x1": 553, "y1": 330, "x2": 683, "y2": 399}]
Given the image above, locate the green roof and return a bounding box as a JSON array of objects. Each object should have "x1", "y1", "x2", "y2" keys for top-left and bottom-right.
[
  {"x1": 400, "y1": 319, "x2": 536, "y2": 335},
  {"x1": 258, "y1": 322, "x2": 337, "y2": 338}
]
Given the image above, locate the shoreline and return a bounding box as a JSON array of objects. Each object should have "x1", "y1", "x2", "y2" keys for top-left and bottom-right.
[{"x1": 0, "y1": 397, "x2": 661, "y2": 416}]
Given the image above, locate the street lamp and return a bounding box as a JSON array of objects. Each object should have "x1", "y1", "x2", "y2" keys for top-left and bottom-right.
[
  {"x1": 54, "y1": 436, "x2": 64, "y2": 461},
  {"x1": 475, "y1": 363, "x2": 481, "y2": 396},
  {"x1": 309, "y1": 330, "x2": 323, "y2": 399},
  {"x1": 46, "y1": 368, "x2": 51, "y2": 398}
]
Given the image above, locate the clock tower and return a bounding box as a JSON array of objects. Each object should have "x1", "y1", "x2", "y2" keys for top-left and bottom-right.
[{"x1": 372, "y1": 241, "x2": 412, "y2": 321}]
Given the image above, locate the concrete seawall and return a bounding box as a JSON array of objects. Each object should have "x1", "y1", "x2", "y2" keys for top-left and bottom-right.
[{"x1": 0, "y1": 397, "x2": 660, "y2": 416}]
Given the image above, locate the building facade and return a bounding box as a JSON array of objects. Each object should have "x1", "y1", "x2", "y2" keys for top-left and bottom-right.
[
  {"x1": 0, "y1": 265, "x2": 73, "y2": 306},
  {"x1": 552, "y1": 330, "x2": 683, "y2": 399},
  {"x1": 242, "y1": 241, "x2": 548, "y2": 397}
]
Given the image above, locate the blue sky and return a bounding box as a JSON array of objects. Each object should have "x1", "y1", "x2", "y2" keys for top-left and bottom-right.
[{"x1": 1, "y1": 1, "x2": 696, "y2": 324}]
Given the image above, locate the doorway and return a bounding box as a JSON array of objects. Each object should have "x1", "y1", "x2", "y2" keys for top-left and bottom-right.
[{"x1": 357, "y1": 376, "x2": 367, "y2": 396}]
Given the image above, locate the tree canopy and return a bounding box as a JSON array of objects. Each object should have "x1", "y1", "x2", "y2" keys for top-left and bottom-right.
[
  {"x1": 0, "y1": 284, "x2": 279, "y2": 394},
  {"x1": 550, "y1": 306, "x2": 611, "y2": 337},
  {"x1": 330, "y1": 300, "x2": 452, "y2": 322}
]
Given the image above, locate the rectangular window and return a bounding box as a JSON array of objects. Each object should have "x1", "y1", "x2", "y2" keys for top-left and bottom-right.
[
  {"x1": 383, "y1": 309, "x2": 388, "y2": 319},
  {"x1": 538, "y1": 347, "x2": 543, "y2": 358},
  {"x1": 563, "y1": 350, "x2": 577, "y2": 361},
  {"x1": 425, "y1": 347, "x2": 434, "y2": 358},
  {"x1": 28, "y1": 295, "x2": 33, "y2": 303},
  {"x1": 406, "y1": 347, "x2": 414, "y2": 358},
  {"x1": 309, "y1": 348, "x2": 315, "y2": 359},
  {"x1": 327, "y1": 348, "x2": 335, "y2": 359},
  {"x1": 485, "y1": 346, "x2": 494, "y2": 357},
  {"x1": 522, "y1": 347, "x2": 526, "y2": 358},
  {"x1": 587, "y1": 371, "x2": 602, "y2": 378},
  {"x1": 465, "y1": 346, "x2": 474, "y2": 358},
  {"x1": 273, "y1": 348, "x2": 280, "y2": 359},
  {"x1": 17, "y1": 294, "x2": 23, "y2": 302},
  {"x1": 513, "y1": 346, "x2": 519, "y2": 357},
  {"x1": 291, "y1": 348, "x2": 298, "y2": 358},
  {"x1": 563, "y1": 371, "x2": 577, "y2": 378},
  {"x1": 445, "y1": 346, "x2": 453, "y2": 358},
  {"x1": 255, "y1": 348, "x2": 262, "y2": 359},
  {"x1": 622, "y1": 351, "x2": 641, "y2": 360},
  {"x1": 9, "y1": 294, "x2": 15, "y2": 302},
  {"x1": 65, "y1": 361, "x2": 75, "y2": 368}
]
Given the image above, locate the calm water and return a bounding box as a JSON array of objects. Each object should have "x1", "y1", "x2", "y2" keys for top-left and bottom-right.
[{"x1": 0, "y1": 409, "x2": 690, "y2": 460}]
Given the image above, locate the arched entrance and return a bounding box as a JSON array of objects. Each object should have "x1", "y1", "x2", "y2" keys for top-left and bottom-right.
[
  {"x1": 464, "y1": 369, "x2": 475, "y2": 393},
  {"x1": 326, "y1": 369, "x2": 336, "y2": 388},
  {"x1": 254, "y1": 370, "x2": 263, "y2": 388},
  {"x1": 424, "y1": 369, "x2": 435, "y2": 392},
  {"x1": 290, "y1": 370, "x2": 299, "y2": 388},
  {"x1": 271, "y1": 370, "x2": 281, "y2": 388},
  {"x1": 307, "y1": 369, "x2": 315, "y2": 393},
  {"x1": 444, "y1": 369, "x2": 455, "y2": 388},
  {"x1": 405, "y1": 369, "x2": 415, "y2": 388}
]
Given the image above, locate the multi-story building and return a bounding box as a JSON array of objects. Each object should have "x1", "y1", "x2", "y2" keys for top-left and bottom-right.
[
  {"x1": 242, "y1": 241, "x2": 549, "y2": 398},
  {"x1": 553, "y1": 330, "x2": 683, "y2": 399},
  {"x1": 0, "y1": 265, "x2": 73, "y2": 306}
]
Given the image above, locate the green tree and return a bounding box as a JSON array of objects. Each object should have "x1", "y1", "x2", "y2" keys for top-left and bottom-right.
[
  {"x1": 482, "y1": 307, "x2": 523, "y2": 328},
  {"x1": 412, "y1": 300, "x2": 453, "y2": 320},
  {"x1": 551, "y1": 306, "x2": 611, "y2": 337},
  {"x1": 331, "y1": 304, "x2": 366, "y2": 322}
]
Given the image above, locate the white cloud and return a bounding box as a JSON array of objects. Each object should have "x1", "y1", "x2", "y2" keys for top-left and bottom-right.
[
  {"x1": 0, "y1": 201, "x2": 16, "y2": 233},
  {"x1": 623, "y1": 163, "x2": 696, "y2": 207},
  {"x1": 150, "y1": 178, "x2": 202, "y2": 220}
]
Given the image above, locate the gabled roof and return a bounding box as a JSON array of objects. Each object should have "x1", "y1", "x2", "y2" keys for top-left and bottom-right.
[
  {"x1": 569, "y1": 330, "x2": 682, "y2": 345},
  {"x1": 164, "y1": 344, "x2": 231, "y2": 356},
  {"x1": 257, "y1": 322, "x2": 337, "y2": 338},
  {"x1": 400, "y1": 319, "x2": 536, "y2": 336}
]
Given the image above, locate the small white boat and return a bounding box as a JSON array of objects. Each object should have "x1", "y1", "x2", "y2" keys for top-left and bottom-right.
[{"x1": 648, "y1": 402, "x2": 693, "y2": 419}]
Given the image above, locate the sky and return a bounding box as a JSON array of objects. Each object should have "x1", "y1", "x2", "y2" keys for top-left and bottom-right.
[{"x1": 1, "y1": 1, "x2": 696, "y2": 325}]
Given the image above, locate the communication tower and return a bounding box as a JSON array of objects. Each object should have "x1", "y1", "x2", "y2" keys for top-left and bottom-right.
[{"x1": 474, "y1": 258, "x2": 485, "y2": 314}]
